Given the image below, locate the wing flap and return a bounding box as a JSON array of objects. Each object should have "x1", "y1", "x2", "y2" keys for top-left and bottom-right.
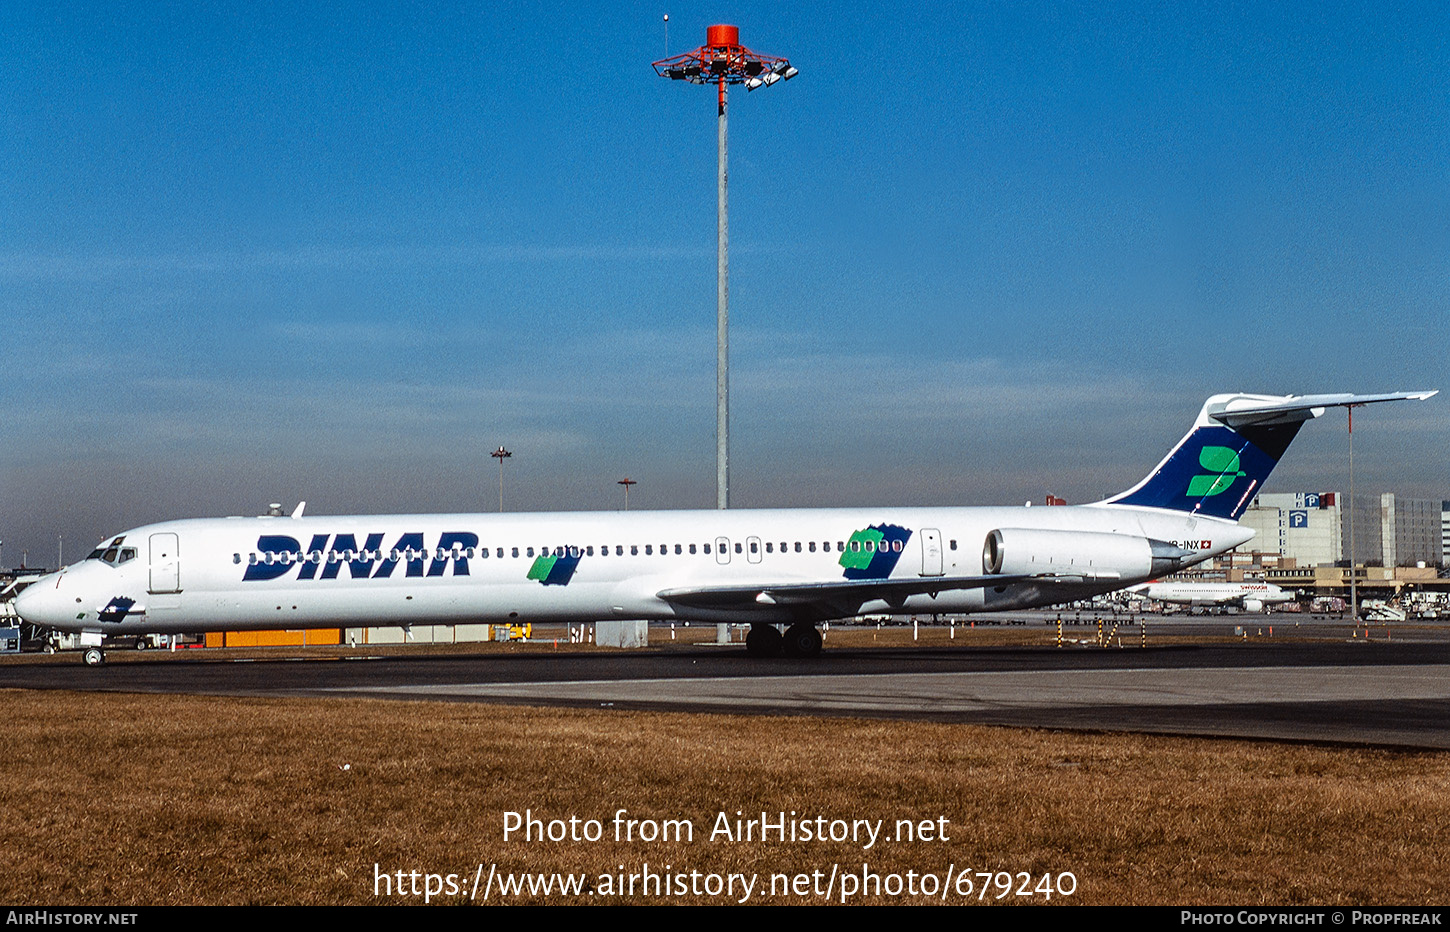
[{"x1": 657, "y1": 573, "x2": 1036, "y2": 613}]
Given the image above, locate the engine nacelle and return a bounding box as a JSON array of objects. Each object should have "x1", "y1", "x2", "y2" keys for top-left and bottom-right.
[
  {"x1": 982, "y1": 528, "x2": 1191, "y2": 580},
  {"x1": 1243, "y1": 598, "x2": 1264, "y2": 613}
]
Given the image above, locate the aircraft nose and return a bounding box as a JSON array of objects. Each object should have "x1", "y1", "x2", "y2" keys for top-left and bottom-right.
[{"x1": 15, "y1": 574, "x2": 76, "y2": 629}]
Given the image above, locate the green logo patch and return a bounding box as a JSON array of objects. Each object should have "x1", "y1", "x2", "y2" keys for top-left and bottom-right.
[
  {"x1": 1187, "y1": 445, "x2": 1245, "y2": 498},
  {"x1": 526, "y1": 554, "x2": 558, "y2": 581},
  {"x1": 838, "y1": 527, "x2": 885, "y2": 571}
]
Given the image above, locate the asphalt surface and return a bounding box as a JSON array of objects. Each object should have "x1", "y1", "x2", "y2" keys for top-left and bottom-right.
[{"x1": 5, "y1": 629, "x2": 1450, "y2": 748}]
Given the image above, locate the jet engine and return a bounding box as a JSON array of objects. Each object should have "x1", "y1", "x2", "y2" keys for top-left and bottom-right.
[{"x1": 982, "y1": 528, "x2": 1192, "y2": 580}]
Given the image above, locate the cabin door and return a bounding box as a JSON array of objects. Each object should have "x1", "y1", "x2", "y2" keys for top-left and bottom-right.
[
  {"x1": 149, "y1": 532, "x2": 181, "y2": 593},
  {"x1": 920, "y1": 528, "x2": 944, "y2": 577}
]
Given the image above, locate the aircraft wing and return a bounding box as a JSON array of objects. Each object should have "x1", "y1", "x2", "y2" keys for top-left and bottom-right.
[{"x1": 657, "y1": 573, "x2": 1044, "y2": 617}]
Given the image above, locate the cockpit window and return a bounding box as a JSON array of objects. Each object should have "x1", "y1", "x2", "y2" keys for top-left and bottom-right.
[{"x1": 87, "y1": 537, "x2": 137, "y2": 567}]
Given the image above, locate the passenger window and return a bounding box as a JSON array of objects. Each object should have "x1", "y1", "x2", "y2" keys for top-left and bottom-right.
[
  {"x1": 631, "y1": 545, "x2": 638, "y2": 556},
  {"x1": 766, "y1": 542, "x2": 773, "y2": 553},
  {"x1": 808, "y1": 542, "x2": 816, "y2": 552},
  {"x1": 689, "y1": 544, "x2": 696, "y2": 554}
]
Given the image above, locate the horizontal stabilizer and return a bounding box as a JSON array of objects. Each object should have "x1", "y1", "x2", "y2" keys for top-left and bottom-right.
[{"x1": 1208, "y1": 391, "x2": 1437, "y2": 427}]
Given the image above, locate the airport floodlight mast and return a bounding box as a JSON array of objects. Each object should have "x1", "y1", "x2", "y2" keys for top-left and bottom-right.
[
  {"x1": 618, "y1": 477, "x2": 637, "y2": 510},
  {"x1": 490, "y1": 446, "x2": 512, "y2": 512},
  {"x1": 653, "y1": 24, "x2": 796, "y2": 509}
]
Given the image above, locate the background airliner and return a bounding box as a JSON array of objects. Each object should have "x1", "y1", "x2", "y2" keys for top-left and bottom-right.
[
  {"x1": 1129, "y1": 580, "x2": 1294, "y2": 612},
  {"x1": 16, "y1": 391, "x2": 1434, "y2": 664}
]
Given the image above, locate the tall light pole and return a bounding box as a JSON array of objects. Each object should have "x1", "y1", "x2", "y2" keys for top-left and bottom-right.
[
  {"x1": 654, "y1": 25, "x2": 796, "y2": 509},
  {"x1": 1347, "y1": 406, "x2": 1359, "y2": 624},
  {"x1": 490, "y1": 446, "x2": 512, "y2": 512},
  {"x1": 618, "y1": 477, "x2": 637, "y2": 510}
]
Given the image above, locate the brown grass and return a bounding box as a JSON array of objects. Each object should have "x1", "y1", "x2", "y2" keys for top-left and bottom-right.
[{"x1": 2, "y1": 688, "x2": 1447, "y2": 905}]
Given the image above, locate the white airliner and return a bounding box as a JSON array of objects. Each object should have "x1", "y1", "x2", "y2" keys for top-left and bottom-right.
[
  {"x1": 15, "y1": 391, "x2": 1435, "y2": 664},
  {"x1": 1129, "y1": 580, "x2": 1294, "y2": 612}
]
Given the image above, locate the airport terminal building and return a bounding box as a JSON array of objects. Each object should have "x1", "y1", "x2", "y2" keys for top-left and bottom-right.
[{"x1": 1235, "y1": 491, "x2": 1446, "y2": 570}]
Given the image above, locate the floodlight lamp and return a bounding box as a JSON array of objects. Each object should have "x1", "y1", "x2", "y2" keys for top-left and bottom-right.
[
  {"x1": 762, "y1": 72, "x2": 780, "y2": 86},
  {"x1": 746, "y1": 77, "x2": 764, "y2": 91},
  {"x1": 782, "y1": 66, "x2": 798, "y2": 80}
]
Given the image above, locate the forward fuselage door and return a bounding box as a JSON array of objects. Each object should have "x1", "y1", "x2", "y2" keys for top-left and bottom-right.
[
  {"x1": 715, "y1": 537, "x2": 731, "y2": 565},
  {"x1": 149, "y1": 532, "x2": 181, "y2": 593},
  {"x1": 746, "y1": 535, "x2": 763, "y2": 564},
  {"x1": 920, "y1": 528, "x2": 944, "y2": 577}
]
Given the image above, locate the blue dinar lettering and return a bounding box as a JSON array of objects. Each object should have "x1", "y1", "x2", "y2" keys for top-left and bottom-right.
[
  {"x1": 296, "y1": 534, "x2": 331, "y2": 580},
  {"x1": 242, "y1": 535, "x2": 302, "y2": 581},
  {"x1": 372, "y1": 532, "x2": 426, "y2": 578},
  {"x1": 321, "y1": 532, "x2": 384, "y2": 580},
  {"x1": 428, "y1": 532, "x2": 479, "y2": 577}
]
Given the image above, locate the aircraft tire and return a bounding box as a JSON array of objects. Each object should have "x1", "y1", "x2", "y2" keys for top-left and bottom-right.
[
  {"x1": 745, "y1": 624, "x2": 784, "y2": 658},
  {"x1": 783, "y1": 623, "x2": 822, "y2": 659},
  {"x1": 82, "y1": 648, "x2": 106, "y2": 667}
]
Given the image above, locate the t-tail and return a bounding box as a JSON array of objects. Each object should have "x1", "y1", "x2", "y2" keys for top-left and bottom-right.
[{"x1": 1101, "y1": 391, "x2": 1437, "y2": 521}]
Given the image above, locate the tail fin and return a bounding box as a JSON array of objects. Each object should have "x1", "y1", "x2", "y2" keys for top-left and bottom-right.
[{"x1": 1101, "y1": 391, "x2": 1436, "y2": 521}]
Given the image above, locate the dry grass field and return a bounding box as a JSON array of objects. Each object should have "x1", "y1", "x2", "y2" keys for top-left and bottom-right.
[{"x1": 3, "y1": 685, "x2": 1448, "y2": 906}]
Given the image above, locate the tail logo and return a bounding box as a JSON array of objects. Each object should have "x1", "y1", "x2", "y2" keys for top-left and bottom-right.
[{"x1": 1186, "y1": 446, "x2": 1246, "y2": 498}]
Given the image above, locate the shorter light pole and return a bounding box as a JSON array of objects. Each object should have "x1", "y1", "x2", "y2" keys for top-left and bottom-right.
[
  {"x1": 491, "y1": 446, "x2": 512, "y2": 512},
  {"x1": 618, "y1": 478, "x2": 637, "y2": 511}
]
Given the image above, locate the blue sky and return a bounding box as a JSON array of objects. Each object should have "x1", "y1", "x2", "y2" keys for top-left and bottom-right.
[{"x1": 2, "y1": 2, "x2": 1446, "y2": 567}]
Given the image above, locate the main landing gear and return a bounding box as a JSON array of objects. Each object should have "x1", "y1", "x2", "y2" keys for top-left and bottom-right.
[{"x1": 746, "y1": 623, "x2": 822, "y2": 659}]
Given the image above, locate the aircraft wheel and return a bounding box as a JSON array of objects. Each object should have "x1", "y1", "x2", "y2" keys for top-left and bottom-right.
[
  {"x1": 82, "y1": 648, "x2": 106, "y2": 667},
  {"x1": 745, "y1": 624, "x2": 783, "y2": 658},
  {"x1": 783, "y1": 623, "x2": 822, "y2": 659}
]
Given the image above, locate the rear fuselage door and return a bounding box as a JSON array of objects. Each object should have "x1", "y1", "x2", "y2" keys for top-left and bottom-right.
[
  {"x1": 715, "y1": 536, "x2": 731, "y2": 565},
  {"x1": 149, "y1": 532, "x2": 181, "y2": 593},
  {"x1": 920, "y1": 528, "x2": 944, "y2": 576}
]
